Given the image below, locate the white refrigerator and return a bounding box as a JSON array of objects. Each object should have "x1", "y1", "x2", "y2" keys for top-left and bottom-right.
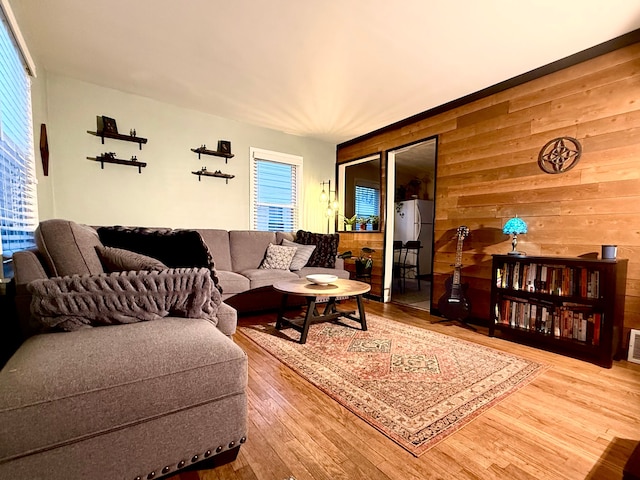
[{"x1": 394, "y1": 199, "x2": 434, "y2": 275}]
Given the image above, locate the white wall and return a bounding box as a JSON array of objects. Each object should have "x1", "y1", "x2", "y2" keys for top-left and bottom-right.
[{"x1": 31, "y1": 72, "x2": 337, "y2": 232}]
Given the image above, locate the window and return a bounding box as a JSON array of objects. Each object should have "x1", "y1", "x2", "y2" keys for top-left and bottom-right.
[
  {"x1": 355, "y1": 184, "x2": 380, "y2": 218},
  {"x1": 355, "y1": 180, "x2": 380, "y2": 231},
  {"x1": 0, "y1": 3, "x2": 37, "y2": 269},
  {"x1": 250, "y1": 148, "x2": 302, "y2": 232}
]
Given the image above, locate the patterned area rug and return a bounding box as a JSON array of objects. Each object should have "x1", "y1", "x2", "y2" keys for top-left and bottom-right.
[{"x1": 239, "y1": 314, "x2": 547, "y2": 456}]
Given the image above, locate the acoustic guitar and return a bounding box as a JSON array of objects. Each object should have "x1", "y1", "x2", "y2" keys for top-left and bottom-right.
[{"x1": 438, "y1": 226, "x2": 471, "y2": 321}]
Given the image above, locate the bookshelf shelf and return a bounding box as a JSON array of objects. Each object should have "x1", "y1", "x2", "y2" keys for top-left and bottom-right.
[{"x1": 489, "y1": 254, "x2": 627, "y2": 368}]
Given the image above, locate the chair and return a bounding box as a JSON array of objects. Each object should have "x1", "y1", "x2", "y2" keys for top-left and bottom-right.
[{"x1": 396, "y1": 240, "x2": 421, "y2": 293}]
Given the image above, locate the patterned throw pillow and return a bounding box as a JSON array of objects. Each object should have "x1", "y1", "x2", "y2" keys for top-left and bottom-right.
[
  {"x1": 295, "y1": 230, "x2": 339, "y2": 268},
  {"x1": 281, "y1": 238, "x2": 316, "y2": 271},
  {"x1": 259, "y1": 243, "x2": 297, "y2": 270},
  {"x1": 96, "y1": 245, "x2": 168, "y2": 272}
]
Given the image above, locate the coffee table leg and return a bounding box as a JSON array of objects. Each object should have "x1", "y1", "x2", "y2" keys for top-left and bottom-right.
[
  {"x1": 300, "y1": 297, "x2": 316, "y2": 344},
  {"x1": 323, "y1": 297, "x2": 337, "y2": 315},
  {"x1": 356, "y1": 294, "x2": 368, "y2": 331},
  {"x1": 276, "y1": 293, "x2": 289, "y2": 330}
]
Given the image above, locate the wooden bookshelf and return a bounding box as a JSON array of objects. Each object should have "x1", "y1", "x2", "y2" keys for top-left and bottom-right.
[{"x1": 489, "y1": 254, "x2": 627, "y2": 368}]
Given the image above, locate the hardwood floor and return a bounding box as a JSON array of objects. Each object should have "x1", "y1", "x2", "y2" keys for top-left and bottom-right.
[{"x1": 182, "y1": 301, "x2": 640, "y2": 480}]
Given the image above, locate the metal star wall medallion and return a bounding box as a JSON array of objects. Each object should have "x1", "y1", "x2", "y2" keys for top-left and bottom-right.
[{"x1": 538, "y1": 137, "x2": 582, "y2": 174}]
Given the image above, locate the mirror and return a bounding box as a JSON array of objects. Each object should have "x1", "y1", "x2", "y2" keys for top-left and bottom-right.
[{"x1": 338, "y1": 154, "x2": 381, "y2": 231}]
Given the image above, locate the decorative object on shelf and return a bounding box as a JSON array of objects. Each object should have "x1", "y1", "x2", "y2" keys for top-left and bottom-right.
[
  {"x1": 87, "y1": 153, "x2": 147, "y2": 173},
  {"x1": 358, "y1": 216, "x2": 369, "y2": 231},
  {"x1": 99, "y1": 116, "x2": 118, "y2": 134},
  {"x1": 190, "y1": 144, "x2": 234, "y2": 162},
  {"x1": 217, "y1": 140, "x2": 231, "y2": 155},
  {"x1": 538, "y1": 136, "x2": 582, "y2": 174},
  {"x1": 320, "y1": 180, "x2": 338, "y2": 233},
  {"x1": 341, "y1": 214, "x2": 357, "y2": 231},
  {"x1": 39, "y1": 123, "x2": 49, "y2": 176},
  {"x1": 601, "y1": 245, "x2": 617, "y2": 260},
  {"x1": 191, "y1": 166, "x2": 235, "y2": 183},
  {"x1": 88, "y1": 117, "x2": 147, "y2": 150},
  {"x1": 437, "y1": 226, "x2": 471, "y2": 323},
  {"x1": 503, "y1": 216, "x2": 527, "y2": 255},
  {"x1": 370, "y1": 215, "x2": 380, "y2": 230}
]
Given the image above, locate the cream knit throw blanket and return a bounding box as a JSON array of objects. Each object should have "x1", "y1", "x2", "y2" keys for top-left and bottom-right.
[{"x1": 28, "y1": 268, "x2": 219, "y2": 331}]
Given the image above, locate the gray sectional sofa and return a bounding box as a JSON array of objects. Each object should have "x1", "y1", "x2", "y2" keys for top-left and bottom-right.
[
  {"x1": 0, "y1": 219, "x2": 348, "y2": 480},
  {"x1": 194, "y1": 229, "x2": 349, "y2": 313}
]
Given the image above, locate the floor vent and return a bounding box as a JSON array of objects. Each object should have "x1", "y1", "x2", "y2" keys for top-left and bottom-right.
[{"x1": 628, "y1": 329, "x2": 640, "y2": 364}]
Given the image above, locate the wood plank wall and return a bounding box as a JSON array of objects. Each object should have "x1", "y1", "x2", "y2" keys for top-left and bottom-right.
[
  {"x1": 336, "y1": 42, "x2": 640, "y2": 344},
  {"x1": 337, "y1": 232, "x2": 385, "y2": 298}
]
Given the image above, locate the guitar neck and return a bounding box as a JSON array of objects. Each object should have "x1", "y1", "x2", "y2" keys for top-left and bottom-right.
[{"x1": 452, "y1": 235, "x2": 464, "y2": 285}]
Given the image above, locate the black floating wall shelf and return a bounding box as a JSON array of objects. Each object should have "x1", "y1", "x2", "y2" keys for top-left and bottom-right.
[
  {"x1": 87, "y1": 130, "x2": 148, "y2": 150},
  {"x1": 192, "y1": 170, "x2": 235, "y2": 184},
  {"x1": 88, "y1": 155, "x2": 147, "y2": 174},
  {"x1": 190, "y1": 146, "x2": 234, "y2": 163}
]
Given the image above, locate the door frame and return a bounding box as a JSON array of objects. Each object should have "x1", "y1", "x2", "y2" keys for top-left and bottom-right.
[{"x1": 382, "y1": 136, "x2": 438, "y2": 304}]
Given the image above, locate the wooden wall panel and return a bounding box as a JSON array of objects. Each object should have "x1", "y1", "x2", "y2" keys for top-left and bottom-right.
[
  {"x1": 337, "y1": 42, "x2": 640, "y2": 345},
  {"x1": 337, "y1": 232, "x2": 384, "y2": 298}
]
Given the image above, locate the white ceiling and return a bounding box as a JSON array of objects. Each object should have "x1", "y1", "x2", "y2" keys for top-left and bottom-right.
[{"x1": 10, "y1": 0, "x2": 640, "y2": 144}]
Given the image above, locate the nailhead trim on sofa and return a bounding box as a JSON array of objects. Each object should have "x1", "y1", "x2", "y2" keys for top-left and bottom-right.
[{"x1": 134, "y1": 436, "x2": 247, "y2": 480}]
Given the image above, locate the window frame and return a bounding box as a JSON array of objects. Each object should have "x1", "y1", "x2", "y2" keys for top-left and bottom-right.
[{"x1": 249, "y1": 147, "x2": 303, "y2": 232}]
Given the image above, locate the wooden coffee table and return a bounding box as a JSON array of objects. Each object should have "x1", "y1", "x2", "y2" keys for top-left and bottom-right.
[{"x1": 273, "y1": 278, "x2": 371, "y2": 344}]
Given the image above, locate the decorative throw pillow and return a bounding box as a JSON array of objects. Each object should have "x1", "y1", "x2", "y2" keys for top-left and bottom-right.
[
  {"x1": 259, "y1": 243, "x2": 297, "y2": 270},
  {"x1": 295, "y1": 230, "x2": 339, "y2": 268},
  {"x1": 96, "y1": 245, "x2": 168, "y2": 272},
  {"x1": 281, "y1": 238, "x2": 315, "y2": 271},
  {"x1": 97, "y1": 226, "x2": 222, "y2": 293}
]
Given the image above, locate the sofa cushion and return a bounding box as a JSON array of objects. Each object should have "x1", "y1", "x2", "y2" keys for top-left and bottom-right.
[
  {"x1": 196, "y1": 229, "x2": 232, "y2": 271},
  {"x1": 35, "y1": 219, "x2": 105, "y2": 277},
  {"x1": 97, "y1": 226, "x2": 222, "y2": 293},
  {"x1": 259, "y1": 243, "x2": 297, "y2": 270},
  {"x1": 240, "y1": 268, "x2": 298, "y2": 290},
  {"x1": 295, "y1": 230, "x2": 340, "y2": 268},
  {"x1": 281, "y1": 238, "x2": 315, "y2": 271},
  {"x1": 229, "y1": 231, "x2": 277, "y2": 272},
  {"x1": 275, "y1": 232, "x2": 295, "y2": 244},
  {"x1": 216, "y1": 270, "x2": 251, "y2": 295},
  {"x1": 96, "y1": 245, "x2": 168, "y2": 272},
  {"x1": 0, "y1": 318, "x2": 247, "y2": 466}
]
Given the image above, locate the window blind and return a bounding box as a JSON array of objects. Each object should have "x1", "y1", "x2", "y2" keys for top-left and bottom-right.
[
  {"x1": 355, "y1": 185, "x2": 380, "y2": 217},
  {"x1": 0, "y1": 9, "x2": 37, "y2": 261},
  {"x1": 250, "y1": 148, "x2": 302, "y2": 232}
]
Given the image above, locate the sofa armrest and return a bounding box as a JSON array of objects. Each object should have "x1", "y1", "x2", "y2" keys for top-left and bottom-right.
[
  {"x1": 335, "y1": 257, "x2": 344, "y2": 270},
  {"x1": 13, "y1": 250, "x2": 48, "y2": 287},
  {"x1": 216, "y1": 302, "x2": 238, "y2": 336}
]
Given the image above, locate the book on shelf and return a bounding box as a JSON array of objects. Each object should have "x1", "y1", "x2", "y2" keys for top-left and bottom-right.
[
  {"x1": 495, "y1": 297, "x2": 603, "y2": 345},
  {"x1": 497, "y1": 261, "x2": 600, "y2": 299}
]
